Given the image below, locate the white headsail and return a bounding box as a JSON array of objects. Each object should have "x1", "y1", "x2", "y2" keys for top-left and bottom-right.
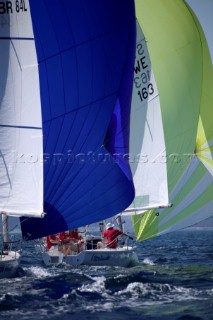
[{"x1": 123, "y1": 21, "x2": 169, "y2": 215}]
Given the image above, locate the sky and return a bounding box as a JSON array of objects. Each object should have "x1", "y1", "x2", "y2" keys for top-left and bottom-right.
[{"x1": 186, "y1": 0, "x2": 213, "y2": 63}]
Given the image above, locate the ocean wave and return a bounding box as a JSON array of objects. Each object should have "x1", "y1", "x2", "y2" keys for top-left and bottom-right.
[
  {"x1": 114, "y1": 281, "x2": 207, "y2": 304},
  {"x1": 22, "y1": 266, "x2": 53, "y2": 278},
  {"x1": 142, "y1": 258, "x2": 155, "y2": 265}
]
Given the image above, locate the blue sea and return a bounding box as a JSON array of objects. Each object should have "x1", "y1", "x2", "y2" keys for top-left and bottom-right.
[{"x1": 0, "y1": 229, "x2": 213, "y2": 320}]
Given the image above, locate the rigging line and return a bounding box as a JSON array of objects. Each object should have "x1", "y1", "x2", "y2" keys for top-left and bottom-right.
[
  {"x1": 42, "y1": 91, "x2": 118, "y2": 124},
  {"x1": 7, "y1": 216, "x2": 31, "y2": 234},
  {"x1": 0, "y1": 37, "x2": 34, "y2": 40},
  {"x1": 8, "y1": 223, "x2": 20, "y2": 234},
  {"x1": 37, "y1": 22, "x2": 134, "y2": 65},
  {"x1": 11, "y1": 40, "x2": 22, "y2": 71},
  {"x1": 0, "y1": 150, "x2": 12, "y2": 189},
  {"x1": 146, "y1": 93, "x2": 159, "y2": 104},
  {"x1": 0, "y1": 124, "x2": 42, "y2": 130}
]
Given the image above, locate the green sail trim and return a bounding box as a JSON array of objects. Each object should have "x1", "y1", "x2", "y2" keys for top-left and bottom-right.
[
  {"x1": 132, "y1": 158, "x2": 213, "y2": 241},
  {"x1": 159, "y1": 183, "x2": 213, "y2": 233},
  {"x1": 132, "y1": 210, "x2": 158, "y2": 241},
  {"x1": 158, "y1": 163, "x2": 209, "y2": 229},
  {"x1": 132, "y1": 162, "x2": 213, "y2": 241}
]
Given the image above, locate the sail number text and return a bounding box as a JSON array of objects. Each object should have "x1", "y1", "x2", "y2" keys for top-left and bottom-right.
[
  {"x1": 134, "y1": 42, "x2": 155, "y2": 102},
  {"x1": 0, "y1": 0, "x2": 27, "y2": 14}
]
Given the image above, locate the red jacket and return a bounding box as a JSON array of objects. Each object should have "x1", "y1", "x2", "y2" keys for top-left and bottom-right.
[
  {"x1": 68, "y1": 230, "x2": 81, "y2": 241},
  {"x1": 46, "y1": 235, "x2": 58, "y2": 250},
  {"x1": 58, "y1": 231, "x2": 81, "y2": 243},
  {"x1": 103, "y1": 228, "x2": 123, "y2": 248},
  {"x1": 58, "y1": 232, "x2": 70, "y2": 242}
]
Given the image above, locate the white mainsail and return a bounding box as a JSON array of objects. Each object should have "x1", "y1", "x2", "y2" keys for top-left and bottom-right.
[{"x1": 0, "y1": 0, "x2": 43, "y2": 216}]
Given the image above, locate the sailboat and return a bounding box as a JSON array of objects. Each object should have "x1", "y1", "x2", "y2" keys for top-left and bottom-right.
[
  {"x1": 0, "y1": 213, "x2": 22, "y2": 278},
  {"x1": 127, "y1": 0, "x2": 213, "y2": 242},
  {"x1": 16, "y1": 0, "x2": 139, "y2": 267},
  {"x1": 40, "y1": 219, "x2": 139, "y2": 268}
]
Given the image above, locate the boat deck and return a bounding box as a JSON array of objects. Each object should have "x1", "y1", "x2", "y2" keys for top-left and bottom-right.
[{"x1": 0, "y1": 251, "x2": 20, "y2": 262}]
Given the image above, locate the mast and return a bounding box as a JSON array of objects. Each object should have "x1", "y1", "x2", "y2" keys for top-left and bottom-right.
[
  {"x1": 1, "y1": 211, "x2": 9, "y2": 250},
  {"x1": 99, "y1": 222, "x2": 105, "y2": 233},
  {"x1": 116, "y1": 215, "x2": 124, "y2": 233}
]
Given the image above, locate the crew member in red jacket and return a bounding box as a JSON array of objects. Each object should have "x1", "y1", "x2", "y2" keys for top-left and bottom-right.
[
  {"x1": 58, "y1": 231, "x2": 71, "y2": 255},
  {"x1": 46, "y1": 234, "x2": 59, "y2": 251},
  {"x1": 102, "y1": 223, "x2": 126, "y2": 249},
  {"x1": 58, "y1": 229, "x2": 84, "y2": 255},
  {"x1": 68, "y1": 228, "x2": 84, "y2": 253}
]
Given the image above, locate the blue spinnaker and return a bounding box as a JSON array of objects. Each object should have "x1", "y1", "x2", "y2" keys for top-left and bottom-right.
[{"x1": 21, "y1": 0, "x2": 136, "y2": 240}]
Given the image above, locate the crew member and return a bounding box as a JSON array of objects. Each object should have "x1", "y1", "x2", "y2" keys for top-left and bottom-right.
[
  {"x1": 68, "y1": 229, "x2": 84, "y2": 253},
  {"x1": 46, "y1": 234, "x2": 59, "y2": 252}
]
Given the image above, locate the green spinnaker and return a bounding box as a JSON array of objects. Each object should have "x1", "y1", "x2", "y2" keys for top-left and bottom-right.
[{"x1": 132, "y1": 0, "x2": 213, "y2": 241}]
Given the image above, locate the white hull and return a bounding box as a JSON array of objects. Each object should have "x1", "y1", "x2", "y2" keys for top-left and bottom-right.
[
  {"x1": 42, "y1": 250, "x2": 64, "y2": 266},
  {"x1": 42, "y1": 246, "x2": 139, "y2": 268},
  {"x1": 38, "y1": 232, "x2": 139, "y2": 268},
  {"x1": 0, "y1": 251, "x2": 21, "y2": 278},
  {"x1": 64, "y1": 247, "x2": 139, "y2": 267}
]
